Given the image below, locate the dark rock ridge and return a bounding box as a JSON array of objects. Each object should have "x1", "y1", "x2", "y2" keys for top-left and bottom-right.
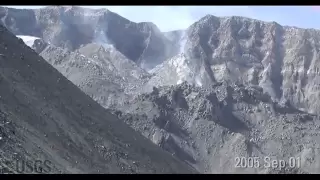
[
  {"x1": 0, "y1": 24, "x2": 196, "y2": 174},
  {"x1": 0, "y1": 6, "x2": 178, "y2": 69}
]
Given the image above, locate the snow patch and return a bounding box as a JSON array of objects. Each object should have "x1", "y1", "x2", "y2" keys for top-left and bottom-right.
[{"x1": 16, "y1": 35, "x2": 40, "y2": 47}]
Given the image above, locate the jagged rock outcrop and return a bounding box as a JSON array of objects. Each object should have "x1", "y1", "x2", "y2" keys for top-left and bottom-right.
[
  {"x1": 112, "y1": 82, "x2": 319, "y2": 174},
  {"x1": 0, "y1": 24, "x2": 196, "y2": 174},
  {"x1": 149, "y1": 15, "x2": 320, "y2": 114},
  {"x1": 0, "y1": 6, "x2": 177, "y2": 69},
  {"x1": 6, "y1": 7, "x2": 320, "y2": 114}
]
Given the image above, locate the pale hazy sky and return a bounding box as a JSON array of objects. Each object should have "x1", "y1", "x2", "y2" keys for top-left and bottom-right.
[{"x1": 4, "y1": 6, "x2": 320, "y2": 32}]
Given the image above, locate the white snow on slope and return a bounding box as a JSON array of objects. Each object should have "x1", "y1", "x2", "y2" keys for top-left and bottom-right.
[{"x1": 16, "y1": 35, "x2": 40, "y2": 47}]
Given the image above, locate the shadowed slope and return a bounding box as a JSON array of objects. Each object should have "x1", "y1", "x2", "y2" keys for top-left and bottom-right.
[{"x1": 0, "y1": 24, "x2": 196, "y2": 174}]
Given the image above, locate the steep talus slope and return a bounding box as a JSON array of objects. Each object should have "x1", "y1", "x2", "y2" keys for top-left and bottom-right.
[
  {"x1": 112, "y1": 82, "x2": 320, "y2": 174},
  {"x1": 77, "y1": 42, "x2": 151, "y2": 93},
  {"x1": 0, "y1": 24, "x2": 196, "y2": 173},
  {"x1": 0, "y1": 6, "x2": 176, "y2": 69},
  {"x1": 150, "y1": 15, "x2": 320, "y2": 114},
  {"x1": 35, "y1": 40, "x2": 150, "y2": 108}
]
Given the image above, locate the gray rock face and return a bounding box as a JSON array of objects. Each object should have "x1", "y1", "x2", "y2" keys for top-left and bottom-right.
[
  {"x1": 0, "y1": 24, "x2": 196, "y2": 174},
  {"x1": 0, "y1": 6, "x2": 177, "y2": 69},
  {"x1": 150, "y1": 15, "x2": 320, "y2": 114}
]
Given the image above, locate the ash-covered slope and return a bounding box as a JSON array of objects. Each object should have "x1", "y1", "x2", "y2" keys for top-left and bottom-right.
[
  {"x1": 77, "y1": 43, "x2": 151, "y2": 93},
  {"x1": 34, "y1": 40, "x2": 150, "y2": 108},
  {"x1": 0, "y1": 6, "x2": 176, "y2": 69},
  {"x1": 113, "y1": 82, "x2": 319, "y2": 174},
  {"x1": 149, "y1": 15, "x2": 320, "y2": 114},
  {"x1": 0, "y1": 25, "x2": 196, "y2": 174}
]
